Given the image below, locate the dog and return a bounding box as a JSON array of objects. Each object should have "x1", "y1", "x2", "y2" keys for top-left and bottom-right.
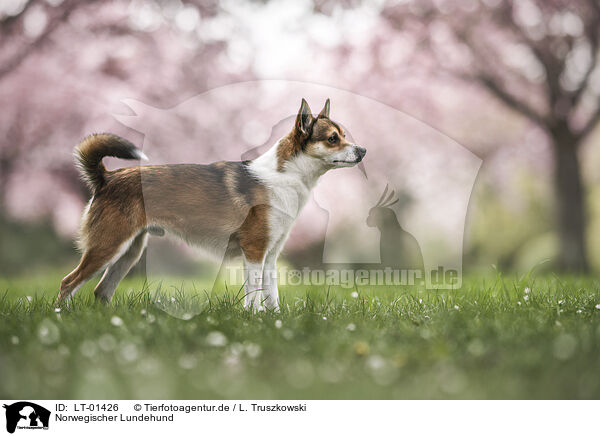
[{"x1": 58, "y1": 99, "x2": 366, "y2": 311}]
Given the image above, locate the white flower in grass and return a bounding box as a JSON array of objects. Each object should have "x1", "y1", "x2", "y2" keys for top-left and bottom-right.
[
  {"x1": 79, "y1": 340, "x2": 97, "y2": 358},
  {"x1": 418, "y1": 299, "x2": 423, "y2": 304},
  {"x1": 274, "y1": 320, "x2": 282, "y2": 329},
  {"x1": 453, "y1": 305, "x2": 460, "y2": 310},
  {"x1": 351, "y1": 291, "x2": 359, "y2": 299},
  {"x1": 558, "y1": 300, "x2": 565, "y2": 305},
  {"x1": 524, "y1": 287, "x2": 531, "y2": 294},
  {"x1": 26, "y1": 296, "x2": 32, "y2": 302},
  {"x1": 523, "y1": 295, "x2": 529, "y2": 301},
  {"x1": 38, "y1": 319, "x2": 60, "y2": 345},
  {"x1": 576, "y1": 309, "x2": 583, "y2": 314},
  {"x1": 245, "y1": 343, "x2": 261, "y2": 358},
  {"x1": 111, "y1": 316, "x2": 124, "y2": 327},
  {"x1": 229, "y1": 343, "x2": 244, "y2": 356},
  {"x1": 54, "y1": 307, "x2": 61, "y2": 313},
  {"x1": 595, "y1": 304, "x2": 600, "y2": 310},
  {"x1": 206, "y1": 331, "x2": 227, "y2": 347},
  {"x1": 517, "y1": 301, "x2": 522, "y2": 306},
  {"x1": 346, "y1": 323, "x2": 356, "y2": 331},
  {"x1": 224, "y1": 353, "x2": 240, "y2": 368},
  {"x1": 119, "y1": 343, "x2": 138, "y2": 363},
  {"x1": 98, "y1": 334, "x2": 117, "y2": 352},
  {"x1": 322, "y1": 316, "x2": 327, "y2": 320},
  {"x1": 367, "y1": 355, "x2": 386, "y2": 371}
]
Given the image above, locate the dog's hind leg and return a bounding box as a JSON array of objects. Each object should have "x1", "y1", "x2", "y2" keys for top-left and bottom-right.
[
  {"x1": 58, "y1": 227, "x2": 143, "y2": 305},
  {"x1": 58, "y1": 249, "x2": 118, "y2": 306},
  {"x1": 94, "y1": 231, "x2": 149, "y2": 303}
]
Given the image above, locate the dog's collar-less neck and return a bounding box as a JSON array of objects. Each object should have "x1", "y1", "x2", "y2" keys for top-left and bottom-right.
[
  {"x1": 282, "y1": 153, "x2": 329, "y2": 187},
  {"x1": 250, "y1": 141, "x2": 328, "y2": 189}
]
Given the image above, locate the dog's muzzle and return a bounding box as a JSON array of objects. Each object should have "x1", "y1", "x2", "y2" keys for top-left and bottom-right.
[{"x1": 355, "y1": 146, "x2": 367, "y2": 162}]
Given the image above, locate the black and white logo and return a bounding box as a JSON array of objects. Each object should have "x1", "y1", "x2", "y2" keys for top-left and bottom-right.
[{"x1": 3, "y1": 402, "x2": 50, "y2": 434}]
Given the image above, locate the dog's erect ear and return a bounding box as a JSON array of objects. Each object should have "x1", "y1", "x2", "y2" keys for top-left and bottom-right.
[
  {"x1": 318, "y1": 98, "x2": 330, "y2": 118},
  {"x1": 295, "y1": 98, "x2": 314, "y2": 137}
]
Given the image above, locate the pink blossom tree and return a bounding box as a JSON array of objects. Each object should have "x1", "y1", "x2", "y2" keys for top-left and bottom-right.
[{"x1": 382, "y1": 0, "x2": 600, "y2": 271}]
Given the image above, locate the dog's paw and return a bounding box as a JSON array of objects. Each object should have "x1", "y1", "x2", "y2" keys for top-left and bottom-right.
[
  {"x1": 243, "y1": 304, "x2": 264, "y2": 313},
  {"x1": 55, "y1": 293, "x2": 71, "y2": 309},
  {"x1": 94, "y1": 293, "x2": 112, "y2": 305},
  {"x1": 263, "y1": 302, "x2": 280, "y2": 313},
  {"x1": 244, "y1": 291, "x2": 264, "y2": 313}
]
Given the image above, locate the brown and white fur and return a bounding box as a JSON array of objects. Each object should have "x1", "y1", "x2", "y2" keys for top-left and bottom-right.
[{"x1": 58, "y1": 99, "x2": 366, "y2": 311}]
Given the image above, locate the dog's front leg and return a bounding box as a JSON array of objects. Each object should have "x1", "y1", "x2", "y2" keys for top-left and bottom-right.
[
  {"x1": 262, "y1": 232, "x2": 291, "y2": 313},
  {"x1": 262, "y1": 250, "x2": 280, "y2": 312},
  {"x1": 243, "y1": 257, "x2": 264, "y2": 312}
]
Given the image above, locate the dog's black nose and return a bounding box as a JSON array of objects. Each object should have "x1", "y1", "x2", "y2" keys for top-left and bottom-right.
[{"x1": 356, "y1": 146, "x2": 367, "y2": 159}]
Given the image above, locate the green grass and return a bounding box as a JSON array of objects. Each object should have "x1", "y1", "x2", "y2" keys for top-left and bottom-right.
[{"x1": 1, "y1": 273, "x2": 600, "y2": 399}]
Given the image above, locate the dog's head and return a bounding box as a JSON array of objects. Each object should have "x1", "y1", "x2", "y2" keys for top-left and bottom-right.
[{"x1": 279, "y1": 99, "x2": 366, "y2": 171}]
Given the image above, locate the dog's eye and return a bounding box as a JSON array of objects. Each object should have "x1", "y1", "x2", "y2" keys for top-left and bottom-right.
[{"x1": 328, "y1": 135, "x2": 337, "y2": 144}]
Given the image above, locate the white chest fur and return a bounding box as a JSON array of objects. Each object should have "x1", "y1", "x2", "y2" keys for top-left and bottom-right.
[{"x1": 248, "y1": 142, "x2": 327, "y2": 243}]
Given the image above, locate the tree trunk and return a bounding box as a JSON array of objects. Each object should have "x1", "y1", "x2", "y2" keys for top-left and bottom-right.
[{"x1": 552, "y1": 130, "x2": 588, "y2": 272}]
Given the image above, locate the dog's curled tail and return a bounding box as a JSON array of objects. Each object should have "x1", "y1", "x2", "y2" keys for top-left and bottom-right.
[{"x1": 75, "y1": 133, "x2": 148, "y2": 194}]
